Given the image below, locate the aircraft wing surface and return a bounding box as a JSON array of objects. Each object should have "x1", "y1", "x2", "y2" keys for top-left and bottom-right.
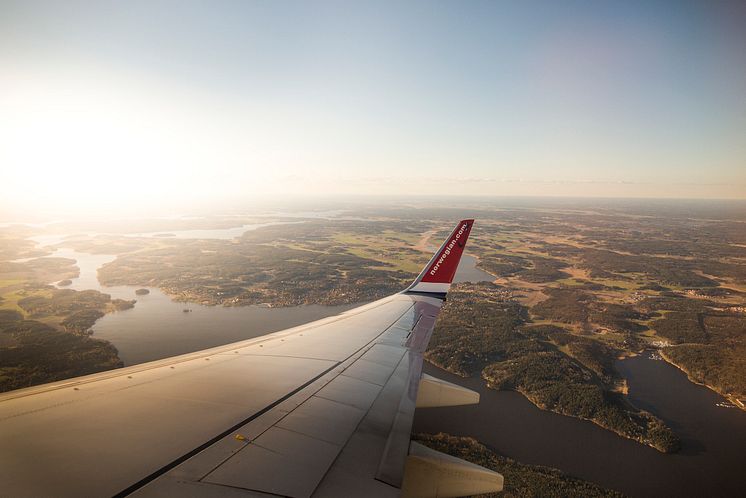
[{"x1": 0, "y1": 219, "x2": 503, "y2": 497}]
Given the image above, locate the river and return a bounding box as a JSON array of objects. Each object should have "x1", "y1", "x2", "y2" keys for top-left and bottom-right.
[{"x1": 413, "y1": 356, "x2": 746, "y2": 497}]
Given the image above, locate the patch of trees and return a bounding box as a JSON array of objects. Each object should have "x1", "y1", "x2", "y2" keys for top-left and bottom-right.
[
  {"x1": 665, "y1": 343, "x2": 746, "y2": 399},
  {"x1": 427, "y1": 283, "x2": 528, "y2": 376},
  {"x1": 652, "y1": 312, "x2": 708, "y2": 344},
  {"x1": 0, "y1": 310, "x2": 122, "y2": 393},
  {"x1": 659, "y1": 313, "x2": 746, "y2": 399},
  {"x1": 550, "y1": 333, "x2": 618, "y2": 383},
  {"x1": 61, "y1": 310, "x2": 105, "y2": 334},
  {"x1": 520, "y1": 257, "x2": 570, "y2": 283},
  {"x1": 16, "y1": 287, "x2": 133, "y2": 322},
  {"x1": 520, "y1": 324, "x2": 571, "y2": 339},
  {"x1": 531, "y1": 288, "x2": 592, "y2": 323},
  {"x1": 476, "y1": 255, "x2": 527, "y2": 278},
  {"x1": 703, "y1": 314, "x2": 746, "y2": 340},
  {"x1": 18, "y1": 288, "x2": 111, "y2": 317},
  {"x1": 589, "y1": 304, "x2": 648, "y2": 333},
  {"x1": 580, "y1": 250, "x2": 720, "y2": 288},
  {"x1": 477, "y1": 254, "x2": 569, "y2": 283},
  {"x1": 532, "y1": 289, "x2": 649, "y2": 334},
  {"x1": 599, "y1": 234, "x2": 746, "y2": 260},
  {"x1": 413, "y1": 433, "x2": 624, "y2": 498},
  {"x1": 97, "y1": 228, "x2": 421, "y2": 307},
  {"x1": 637, "y1": 295, "x2": 715, "y2": 313}
]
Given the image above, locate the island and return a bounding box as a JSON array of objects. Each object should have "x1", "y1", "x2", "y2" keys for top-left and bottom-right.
[{"x1": 135, "y1": 288, "x2": 150, "y2": 295}]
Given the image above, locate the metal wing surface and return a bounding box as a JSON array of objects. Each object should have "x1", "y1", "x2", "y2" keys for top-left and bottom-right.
[{"x1": 0, "y1": 219, "x2": 503, "y2": 497}]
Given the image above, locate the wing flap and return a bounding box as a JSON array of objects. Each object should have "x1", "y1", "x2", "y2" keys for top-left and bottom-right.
[
  {"x1": 184, "y1": 322, "x2": 415, "y2": 497},
  {"x1": 204, "y1": 426, "x2": 342, "y2": 497}
]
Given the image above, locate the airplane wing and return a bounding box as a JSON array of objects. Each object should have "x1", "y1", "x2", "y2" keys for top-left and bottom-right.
[{"x1": 0, "y1": 219, "x2": 503, "y2": 498}]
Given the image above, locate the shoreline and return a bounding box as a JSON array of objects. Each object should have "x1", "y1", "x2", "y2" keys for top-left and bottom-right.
[
  {"x1": 424, "y1": 358, "x2": 674, "y2": 453},
  {"x1": 659, "y1": 349, "x2": 745, "y2": 411},
  {"x1": 489, "y1": 382, "x2": 674, "y2": 454}
]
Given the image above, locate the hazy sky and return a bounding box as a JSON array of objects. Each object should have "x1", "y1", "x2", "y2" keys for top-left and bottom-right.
[{"x1": 1, "y1": 0, "x2": 745, "y2": 216}]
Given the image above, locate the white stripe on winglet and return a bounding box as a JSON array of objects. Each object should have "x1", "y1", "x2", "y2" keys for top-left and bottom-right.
[{"x1": 407, "y1": 282, "x2": 450, "y2": 294}]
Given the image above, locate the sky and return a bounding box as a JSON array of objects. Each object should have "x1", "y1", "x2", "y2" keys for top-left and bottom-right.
[{"x1": 1, "y1": 0, "x2": 745, "y2": 217}]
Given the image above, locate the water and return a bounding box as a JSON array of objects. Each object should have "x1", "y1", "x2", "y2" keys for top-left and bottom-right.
[
  {"x1": 42, "y1": 248, "x2": 356, "y2": 365},
  {"x1": 124, "y1": 221, "x2": 301, "y2": 240},
  {"x1": 94, "y1": 291, "x2": 357, "y2": 365},
  {"x1": 412, "y1": 357, "x2": 746, "y2": 498},
  {"x1": 28, "y1": 221, "x2": 300, "y2": 246},
  {"x1": 26, "y1": 225, "x2": 492, "y2": 365},
  {"x1": 52, "y1": 249, "x2": 117, "y2": 289},
  {"x1": 420, "y1": 239, "x2": 494, "y2": 284},
  {"x1": 28, "y1": 234, "x2": 72, "y2": 247},
  {"x1": 453, "y1": 254, "x2": 494, "y2": 283}
]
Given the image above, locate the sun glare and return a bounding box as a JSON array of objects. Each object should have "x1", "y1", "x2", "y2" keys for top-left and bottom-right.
[{"x1": 0, "y1": 71, "x2": 282, "y2": 218}]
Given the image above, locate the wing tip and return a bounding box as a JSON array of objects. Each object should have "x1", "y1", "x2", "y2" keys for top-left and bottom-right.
[{"x1": 405, "y1": 219, "x2": 475, "y2": 296}]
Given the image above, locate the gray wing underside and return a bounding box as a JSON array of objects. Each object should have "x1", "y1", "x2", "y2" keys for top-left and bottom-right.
[{"x1": 0, "y1": 293, "x2": 443, "y2": 497}]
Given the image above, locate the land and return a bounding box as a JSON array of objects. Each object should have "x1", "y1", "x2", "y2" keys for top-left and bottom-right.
[
  {"x1": 458, "y1": 205, "x2": 746, "y2": 412},
  {"x1": 420, "y1": 201, "x2": 745, "y2": 450},
  {"x1": 0, "y1": 231, "x2": 133, "y2": 392},
  {"x1": 89, "y1": 220, "x2": 432, "y2": 306},
  {"x1": 0, "y1": 282, "x2": 129, "y2": 393},
  {"x1": 1, "y1": 199, "x2": 744, "y2": 450},
  {"x1": 427, "y1": 283, "x2": 679, "y2": 452},
  {"x1": 414, "y1": 433, "x2": 624, "y2": 497},
  {"x1": 0, "y1": 308, "x2": 122, "y2": 392}
]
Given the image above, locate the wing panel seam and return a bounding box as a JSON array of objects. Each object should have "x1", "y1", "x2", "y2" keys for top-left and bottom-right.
[{"x1": 114, "y1": 361, "x2": 342, "y2": 497}]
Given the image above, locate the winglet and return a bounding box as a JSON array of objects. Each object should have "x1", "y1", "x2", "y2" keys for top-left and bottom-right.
[{"x1": 405, "y1": 219, "x2": 474, "y2": 297}]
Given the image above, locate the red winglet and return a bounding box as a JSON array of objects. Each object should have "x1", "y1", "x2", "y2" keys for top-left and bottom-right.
[{"x1": 406, "y1": 219, "x2": 474, "y2": 295}]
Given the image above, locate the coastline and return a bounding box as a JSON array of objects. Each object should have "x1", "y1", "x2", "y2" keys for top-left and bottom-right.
[
  {"x1": 489, "y1": 381, "x2": 675, "y2": 454},
  {"x1": 424, "y1": 358, "x2": 675, "y2": 453},
  {"x1": 659, "y1": 349, "x2": 745, "y2": 411}
]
